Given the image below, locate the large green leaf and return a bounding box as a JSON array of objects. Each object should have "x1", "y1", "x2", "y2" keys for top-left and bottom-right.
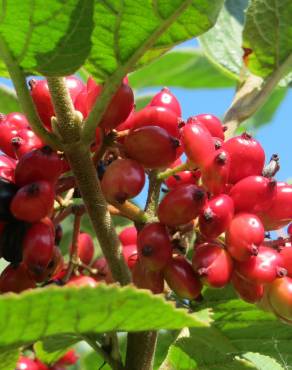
[
  {"x1": 86, "y1": 0, "x2": 224, "y2": 81},
  {"x1": 243, "y1": 0, "x2": 292, "y2": 78},
  {"x1": 199, "y1": 0, "x2": 248, "y2": 78},
  {"x1": 0, "y1": 285, "x2": 210, "y2": 352},
  {"x1": 0, "y1": 0, "x2": 94, "y2": 76},
  {"x1": 129, "y1": 49, "x2": 235, "y2": 89},
  {"x1": 0, "y1": 83, "x2": 21, "y2": 113},
  {"x1": 0, "y1": 349, "x2": 19, "y2": 370}
]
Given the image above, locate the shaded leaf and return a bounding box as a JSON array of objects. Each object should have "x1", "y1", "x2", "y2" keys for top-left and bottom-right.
[
  {"x1": 0, "y1": 349, "x2": 19, "y2": 370},
  {"x1": 0, "y1": 84, "x2": 21, "y2": 113},
  {"x1": 242, "y1": 352, "x2": 284, "y2": 370}
]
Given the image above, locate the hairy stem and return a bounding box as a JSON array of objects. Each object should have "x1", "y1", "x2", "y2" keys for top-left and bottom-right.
[
  {"x1": 0, "y1": 38, "x2": 62, "y2": 149},
  {"x1": 145, "y1": 170, "x2": 162, "y2": 219}
]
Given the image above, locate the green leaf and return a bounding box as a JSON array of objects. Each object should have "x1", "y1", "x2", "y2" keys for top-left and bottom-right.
[
  {"x1": 0, "y1": 285, "x2": 210, "y2": 352},
  {"x1": 34, "y1": 335, "x2": 79, "y2": 365},
  {"x1": 199, "y1": 0, "x2": 248, "y2": 78},
  {"x1": 243, "y1": 0, "x2": 292, "y2": 78},
  {"x1": 0, "y1": 349, "x2": 19, "y2": 370},
  {"x1": 86, "y1": 0, "x2": 224, "y2": 81},
  {"x1": 129, "y1": 49, "x2": 236, "y2": 89},
  {"x1": 242, "y1": 352, "x2": 284, "y2": 370},
  {"x1": 0, "y1": 0, "x2": 94, "y2": 76},
  {"x1": 0, "y1": 84, "x2": 21, "y2": 113},
  {"x1": 82, "y1": 350, "x2": 111, "y2": 370},
  {"x1": 135, "y1": 94, "x2": 154, "y2": 111}
]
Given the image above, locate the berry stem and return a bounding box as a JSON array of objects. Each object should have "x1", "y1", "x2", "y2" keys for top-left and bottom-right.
[
  {"x1": 111, "y1": 200, "x2": 148, "y2": 224},
  {"x1": 223, "y1": 53, "x2": 292, "y2": 138},
  {"x1": 0, "y1": 38, "x2": 62, "y2": 150},
  {"x1": 157, "y1": 162, "x2": 190, "y2": 181},
  {"x1": 145, "y1": 170, "x2": 162, "y2": 219}
]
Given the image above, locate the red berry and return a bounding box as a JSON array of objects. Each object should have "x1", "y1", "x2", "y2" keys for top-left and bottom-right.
[
  {"x1": 91, "y1": 257, "x2": 113, "y2": 283},
  {"x1": 193, "y1": 242, "x2": 233, "y2": 288},
  {"x1": 132, "y1": 260, "x2": 164, "y2": 294},
  {"x1": 258, "y1": 183, "x2": 292, "y2": 230},
  {"x1": 16, "y1": 357, "x2": 38, "y2": 370},
  {"x1": 0, "y1": 263, "x2": 36, "y2": 293},
  {"x1": 101, "y1": 159, "x2": 145, "y2": 203},
  {"x1": 266, "y1": 277, "x2": 292, "y2": 322},
  {"x1": 223, "y1": 133, "x2": 265, "y2": 184},
  {"x1": 158, "y1": 184, "x2": 206, "y2": 227},
  {"x1": 150, "y1": 87, "x2": 182, "y2": 117},
  {"x1": 232, "y1": 272, "x2": 264, "y2": 303},
  {"x1": 235, "y1": 246, "x2": 285, "y2": 284},
  {"x1": 73, "y1": 232, "x2": 95, "y2": 265},
  {"x1": 279, "y1": 247, "x2": 292, "y2": 277},
  {"x1": 33, "y1": 359, "x2": 49, "y2": 370},
  {"x1": 124, "y1": 126, "x2": 179, "y2": 169},
  {"x1": 12, "y1": 128, "x2": 44, "y2": 158},
  {"x1": 4, "y1": 113, "x2": 30, "y2": 130},
  {"x1": 288, "y1": 223, "x2": 292, "y2": 236},
  {"x1": 67, "y1": 275, "x2": 97, "y2": 287},
  {"x1": 122, "y1": 244, "x2": 138, "y2": 269},
  {"x1": 230, "y1": 176, "x2": 277, "y2": 214},
  {"x1": 74, "y1": 87, "x2": 88, "y2": 118},
  {"x1": 199, "y1": 194, "x2": 234, "y2": 239},
  {"x1": 201, "y1": 149, "x2": 230, "y2": 195},
  {"x1": 137, "y1": 223, "x2": 172, "y2": 271},
  {"x1": 55, "y1": 349, "x2": 79, "y2": 366},
  {"x1": 0, "y1": 154, "x2": 16, "y2": 182},
  {"x1": 15, "y1": 146, "x2": 63, "y2": 186},
  {"x1": 0, "y1": 121, "x2": 19, "y2": 157},
  {"x1": 10, "y1": 181, "x2": 55, "y2": 222},
  {"x1": 125, "y1": 105, "x2": 180, "y2": 138},
  {"x1": 225, "y1": 213, "x2": 265, "y2": 261},
  {"x1": 164, "y1": 256, "x2": 202, "y2": 300},
  {"x1": 188, "y1": 114, "x2": 224, "y2": 140},
  {"x1": 165, "y1": 170, "x2": 200, "y2": 189},
  {"x1": 181, "y1": 122, "x2": 215, "y2": 168},
  {"x1": 119, "y1": 226, "x2": 137, "y2": 246}
]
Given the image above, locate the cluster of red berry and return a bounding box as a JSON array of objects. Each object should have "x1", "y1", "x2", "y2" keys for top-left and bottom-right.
[
  {"x1": 0, "y1": 75, "x2": 292, "y2": 325},
  {"x1": 16, "y1": 349, "x2": 78, "y2": 370}
]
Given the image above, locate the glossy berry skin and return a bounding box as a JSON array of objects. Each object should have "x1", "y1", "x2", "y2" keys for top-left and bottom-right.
[
  {"x1": 101, "y1": 159, "x2": 145, "y2": 203},
  {"x1": 33, "y1": 359, "x2": 49, "y2": 370},
  {"x1": 119, "y1": 226, "x2": 137, "y2": 246},
  {"x1": 122, "y1": 244, "x2": 138, "y2": 269},
  {"x1": 0, "y1": 177, "x2": 18, "y2": 221},
  {"x1": 288, "y1": 223, "x2": 292, "y2": 236},
  {"x1": 10, "y1": 180, "x2": 55, "y2": 222},
  {"x1": 189, "y1": 114, "x2": 224, "y2": 140},
  {"x1": 223, "y1": 133, "x2": 265, "y2": 184},
  {"x1": 165, "y1": 169, "x2": 200, "y2": 189},
  {"x1": 158, "y1": 184, "x2": 207, "y2": 227},
  {"x1": 0, "y1": 263, "x2": 36, "y2": 293},
  {"x1": 225, "y1": 213, "x2": 265, "y2": 261},
  {"x1": 55, "y1": 349, "x2": 79, "y2": 366},
  {"x1": 258, "y1": 183, "x2": 292, "y2": 230},
  {"x1": 137, "y1": 223, "x2": 172, "y2": 271},
  {"x1": 72, "y1": 232, "x2": 95, "y2": 265},
  {"x1": 201, "y1": 149, "x2": 230, "y2": 195},
  {"x1": 199, "y1": 194, "x2": 234, "y2": 239},
  {"x1": 164, "y1": 256, "x2": 202, "y2": 300},
  {"x1": 124, "y1": 125, "x2": 179, "y2": 169},
  {"x1": 15, "y1": 146, "x2": 64, "y2": 186},
  {"x1": 132, "y1": 260, "x2": 164, "y2": 294},
  {"x1": 91, "y1": 257, "x2": 113, "y2": 283},
  {"x1": 150, "y1": 87, "x2": 182, "y2": 117},
  {"x1": 67, "y1": 275, "x2": 97, "y2": 287},
  {"x1": 125, "y1": 105, "x2": 180, "y2": 138},
  {"x1": 87, "y1": 79, "x2": 134, "y2": 130},
  {"x1": 279, "y1": 247, "x2": 292, "y2": 277},
  {"x1": 16, "y1": 356, "x2": 38, "y2": 370},
  {"x1": 181, "y1": 122, "x2": 215, "y2": 168},
  {"x1": 23, "y1": 220, "x2": 55, "y2": 279},
  {"x1": 232, "y1": 272, "x2": 264, "y2": 303},
  {"x1": 235, "y1": 246, "x2": 285, "y2": 284},
  {"x1": 12, "y1": 128, "x2": 44, "y2": 158},
  {"x1": 0, "y1": 154, "x2": 16, "y2": 182},
  {"x1": 4, "y1": 112, "x2": 30, "y2": 130},
  {"x1": 266, "y1": 277, "x2": 292, "y2": 322},
  {"x1": 193, "y1": 242, "x2": 233, "y2": 288},
  {"x1": 230, "y1": 176, "x2": 277, "y2": 214}
]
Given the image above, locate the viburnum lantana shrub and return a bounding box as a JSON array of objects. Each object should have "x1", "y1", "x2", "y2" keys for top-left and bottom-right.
[{"x1": 0, "y1": 1, "x2": 292, "y2": 370}]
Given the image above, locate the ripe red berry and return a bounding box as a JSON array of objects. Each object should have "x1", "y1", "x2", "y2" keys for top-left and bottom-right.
[
  {"x1": 158, "y1": 184, "x2": 206, "y2": 227},
  {"x1": 235, "y1": 246, "x2": 285, "y2": 284},
  {"x1": 67, "y1": 275, "x2": 97, "y2": 287},
  {"x1": 201, "y1": 149, "x2": 230, "y2": 195},
  {"x1": 33, "y1": 359, "x2": 49, "y2": 370},
  {"x1": 266, "y1": 277, "x2": 292, "y2": 322},
  {"x1": 0, "y1": 154, "x2": 16, "y2": 182},
  {"x1": 232, "y1": 272, "x2": 264, "y2": 303},
  {"x1": 165, "y1": 170, "x2": 200, "y2": 189},
  {"x1": 55, "y1": 349, "x2": 79, "y2": 366},
  {"x1": 125, "y1": 105, "x2": 180, "y2": 138},
  {"x1": 132, "y1": 260, "x2": 164, "y2": 294},
  {"x1": 188, "y1": 114, "x2": 224, "y2": 140},
  {"x1": 279, "y1": 247, "x2": 292, "y2": 277},
  {"x1": 230, "y1": 176, "x2": 277, "y2": 214},
  {"x1": 119, "y1": 226, "x2": 137, "y2": 246},
  {"x1": 137, "y1": 223, "x2": 172, "y2": 271},
  {"x1": 223, "y1": 133, "x2": 265, "y2": 184},
  {"x1": 193, "y1": 242, "x2": 233, "y2": 288},
  {"x1": 150, "y1": 87, "x2": 182, "y2": 117},
  {"x1": 124, "y1": 125, "x2": 179, "y2": 169},
  {"x1": 225, "y1": 213, "x2": 265, "y2": 261},
  {"x1": 122, "y1": 244, "x2": 138, "y2": 269},
  {"x1": 199, "y1": 194, "x2": 234, "y2": 239},
  {"x1": 181, "y1": 122, "x2": 215, "y2": 168},
  {"x1": 164, "y1": 256, "x2": 202, "y2": 300},
  {"x1": 10, "y1": 180, "x2": 55, "y2": 222},
  {"x1": 0, "y1": 121, "x2": 19, "y2": 157},
  {"x1": 16, "y1": 356, "x2": 38, "y2": 370},
  {"x1": 23, "y1": 219, "x2": 55, "y2": 279},
  {"x1": 91, "y1": 257, "x2": 113, "y2": 283},
  {"x1": 0, "y1": 263, "x2": 36, "y2": 293},
  {"x1": 72, "y1": 232, "x2": 95, "y2": 266},
  {"x1": 258, "y1": 182, "x2": 292, "y2": 230},
  {"x1": 101, "y1": 159, "x2": 145, "y2": 203},
  {"x1": 288, "y1": 223, "x2": 292, "y2": 236},
  {"x1": 12, "y1": 128, "x2": 44, "y2": 158},
  {"x1": 4, "y1": 112, "x2": 30, "y2": 130}
]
